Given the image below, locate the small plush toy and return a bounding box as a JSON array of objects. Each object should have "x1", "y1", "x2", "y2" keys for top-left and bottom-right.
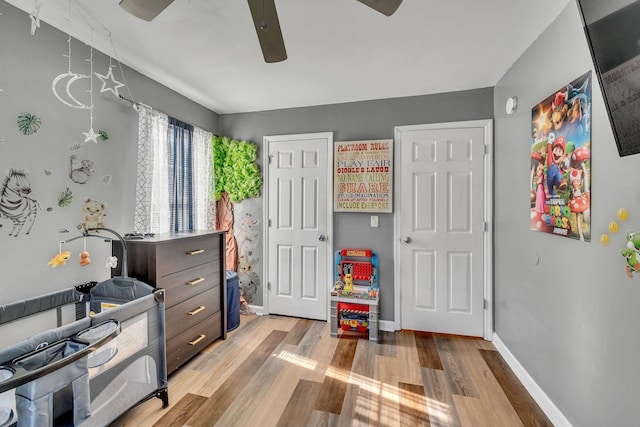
[
  {"x1": 48, "y1": 251, "x2": 71, "y2": 268},
  {"x1": 79, "y1": 251, "x2": 91, "y2": 266}
]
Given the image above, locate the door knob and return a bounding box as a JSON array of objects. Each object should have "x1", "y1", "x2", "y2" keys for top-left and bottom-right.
[
  {"x1": 402, "y1": 236, "x2": 411, "y2": 243},
  {"x1": 319, "y1": 235, "x2": 327, "y2": 242}
]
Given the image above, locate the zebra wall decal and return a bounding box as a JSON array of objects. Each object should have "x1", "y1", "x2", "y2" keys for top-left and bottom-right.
[{"x1": 0, "y1": 169, "x2": 52, "y2": 237}]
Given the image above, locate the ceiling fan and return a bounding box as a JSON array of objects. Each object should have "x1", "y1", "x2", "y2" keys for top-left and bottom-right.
[{"x1": 119, "y1": 0, "x2": 402, "y2": 63}]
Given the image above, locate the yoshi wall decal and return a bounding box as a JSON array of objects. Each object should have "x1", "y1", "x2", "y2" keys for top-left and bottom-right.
[{"x1": 622, "y1": 231, "x2": 640, "y2": 278}]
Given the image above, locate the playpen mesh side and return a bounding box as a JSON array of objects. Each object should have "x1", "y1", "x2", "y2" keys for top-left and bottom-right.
[{"x1": 78, "y1": 293, "x2": 167, "y2": 426}]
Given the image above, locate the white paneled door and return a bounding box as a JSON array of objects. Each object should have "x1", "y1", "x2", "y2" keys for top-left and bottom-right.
[
  {"x1": 396, "y1": 121, "x2": 492, "y2": 338},
  {"x1": 265, "y1": 132, "x2": 333, "y2": 320}
]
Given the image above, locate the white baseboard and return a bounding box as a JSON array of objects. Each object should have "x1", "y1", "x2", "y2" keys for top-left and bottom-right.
[
  {"x1": 247, "y1": 305, "x2": 265, "y2": 315},
  {"x1": 493, "y1": 334, "x2": 572, "y2": 427},
  {"x1": 379, "y1": 320, "x2": 395, "y2": 332}
]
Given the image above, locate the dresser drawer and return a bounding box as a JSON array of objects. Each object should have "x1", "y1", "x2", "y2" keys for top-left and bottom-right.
[
  {"x1": 165, "y1": 287, "x2": 221, "y2": 341},
  {"x1": 157, "y1": 262, "x2": 221, "y2": 308},
  {"x1": 166, "y1": 312, "x2": 222, "y2": 373},
  {"x1": 156, "y1": 235, "x2": 221, "y2": 277}
]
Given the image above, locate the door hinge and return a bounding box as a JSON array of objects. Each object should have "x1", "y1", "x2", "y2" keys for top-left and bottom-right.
[
  {"x1": 268, "y1": 219, "x2": 271, "y2": 227},
  {"x1": 484, "y1": 299, "x2": 488, "y2": 310},
  {"x1": 483, "y1": 221, "x2": 488, "y2": 232},
  {"x1": 267, "y1": 282, "x2": 271, "y2": 291},
  {"x1": 483, "y1": 144, "x2": 489, "y2": 155},
  {"x1": 268, "y1": 155, "x2": 273, "y2": 164}
]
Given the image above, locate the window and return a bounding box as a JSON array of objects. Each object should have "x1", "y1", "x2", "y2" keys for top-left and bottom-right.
[{"x1": 134, "y1": 105, "x2": 214, "y2": 233}]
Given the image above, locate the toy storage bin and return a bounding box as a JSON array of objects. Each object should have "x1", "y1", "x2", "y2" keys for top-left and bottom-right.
[
  {"x1": 226, "y1": 271, "x2": 240, "y2": 332},
  {"x1": 0, "y1": 368, "x2": 14, "y2": 426}
]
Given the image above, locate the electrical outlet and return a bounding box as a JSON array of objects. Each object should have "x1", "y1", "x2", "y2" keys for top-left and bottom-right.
[{"x1": 370, "y1": 215, "x2": 379, "y2": 228}]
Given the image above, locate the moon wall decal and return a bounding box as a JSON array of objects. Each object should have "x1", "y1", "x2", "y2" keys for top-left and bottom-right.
[{"x1": 52, "y1": 72, "x2": 91, "y2": 109}]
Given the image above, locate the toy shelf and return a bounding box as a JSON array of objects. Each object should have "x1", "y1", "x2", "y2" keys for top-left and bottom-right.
[{"x1": 330, "y1": 248, "x2": 379, "y2": 341}]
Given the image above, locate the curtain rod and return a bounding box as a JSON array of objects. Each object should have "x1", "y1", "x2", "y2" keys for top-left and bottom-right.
[
  {"x1": 118, "y1": 94, "x2": 214, "y2": 134},
  {"x1": 118, "y1": 94, "x2": 176, "y2": 121},
  {"x1": 118, "y1": 94, "x2": 146, "y2": 112}
]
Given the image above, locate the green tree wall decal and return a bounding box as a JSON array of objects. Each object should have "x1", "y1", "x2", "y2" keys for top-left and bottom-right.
[{"x1": 212, "y1": 136, "x2": 263, "y2": 271}]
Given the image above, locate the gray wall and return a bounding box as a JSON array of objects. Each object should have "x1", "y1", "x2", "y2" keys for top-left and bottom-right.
[
  {"x1": 494, "y1": 2, "x2": 640, "y2": 426},
  {"x1": 0, "y1": 2, "x2": 217, "y2": 343},
  {"x1": 221, "y1": 88, "x2": 494, "y2": 320}
]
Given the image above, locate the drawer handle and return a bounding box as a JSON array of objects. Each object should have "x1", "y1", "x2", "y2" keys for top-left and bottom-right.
[
  {"x1": 189, "y1": 334, "x2": 206, "y2": 346},
  {"x1": 187, "y1": 249, "x2": 205, "y2": 255},
  {"x1": 186, "y1": 277, "x2": 205, "y2": 286},
  {"x1": 188, "y1": 306, "x2": 206, "y2": 316}
]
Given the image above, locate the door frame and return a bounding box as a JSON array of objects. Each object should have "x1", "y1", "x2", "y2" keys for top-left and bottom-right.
[
  {"x1": 262, "y1": 132, "x2": 334, "y2": 318},
  {"x1": 393, "y1": 120, "x2": 494, "y2": 340}
]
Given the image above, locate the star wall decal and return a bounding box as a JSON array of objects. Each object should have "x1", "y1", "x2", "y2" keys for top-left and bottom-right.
[
  {"x1": 29, "y1": 1, "x2": 41, "y2": 36},
  {"x1": 83, "y1": 128, "x2": 98, "y2": 143},
  {"x1": 94, "y1": 66, "x2": 124, "y2": 98}
]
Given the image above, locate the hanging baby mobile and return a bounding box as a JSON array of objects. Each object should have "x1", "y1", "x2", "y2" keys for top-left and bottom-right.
[
  {"x1": 47, "y1": 235, "x2": 93, "y2": 268},
  {"x1": 47, "y1": 227, "x2": 125, "y2": 270}
]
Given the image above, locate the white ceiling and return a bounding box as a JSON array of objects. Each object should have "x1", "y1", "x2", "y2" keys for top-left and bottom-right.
[{"x1": 6, "y1": 0, "x2": 570, "y2": 114}]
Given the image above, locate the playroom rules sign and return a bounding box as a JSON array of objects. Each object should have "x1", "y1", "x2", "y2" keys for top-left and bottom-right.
[{"x1": 334, "y1": 139, "x2": 393, "y2": 213}]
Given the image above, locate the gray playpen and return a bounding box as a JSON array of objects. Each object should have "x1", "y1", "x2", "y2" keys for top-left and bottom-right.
[{"x1": 0, "y1": 229, "x2": 168, "y2": 426}]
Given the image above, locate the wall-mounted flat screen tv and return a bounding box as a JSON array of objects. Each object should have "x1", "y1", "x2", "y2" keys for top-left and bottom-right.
[{"x1": 576, "y1": 0, "x2": 640, "y2": 156}]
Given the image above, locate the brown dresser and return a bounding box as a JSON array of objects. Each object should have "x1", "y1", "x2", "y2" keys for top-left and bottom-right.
[{"x1": 112, "y1": 230, "x2": 227, "y2": 374}]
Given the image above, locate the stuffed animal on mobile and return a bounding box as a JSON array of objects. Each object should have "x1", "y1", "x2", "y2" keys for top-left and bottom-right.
[
  {"x1": 48, "y1": 251, "x2": 71, "y2": 267},
  {"x1": 79, "y1": 251, "x2": 91, "y2": 266}
]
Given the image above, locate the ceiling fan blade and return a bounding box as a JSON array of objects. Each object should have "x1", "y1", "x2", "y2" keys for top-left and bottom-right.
[
  {"x1": 356, "y1": 0, "x2": 402, "y2": 16},
  {"x1": 248, "y1": 0, "x2": 287, "y2": 63},
  {"x1": 119, "y1": 0, "x2": 175, "y2": 21}
]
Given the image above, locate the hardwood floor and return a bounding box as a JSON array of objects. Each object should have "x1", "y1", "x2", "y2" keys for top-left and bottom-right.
[{"x1": 112, "y1": 315, "x2": 552, "y2": 427}]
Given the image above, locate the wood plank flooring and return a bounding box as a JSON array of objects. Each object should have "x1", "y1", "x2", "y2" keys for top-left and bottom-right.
[{"x1": 112, "y1": 315, "x2": 552, "y2": 427}]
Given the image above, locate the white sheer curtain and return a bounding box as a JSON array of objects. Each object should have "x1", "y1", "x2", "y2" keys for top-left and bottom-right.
[
  {"x1": 134, "y1": 105, "x2": 214, "y2": 233},
  {"x1": 193, "y1": 126, "x2": 215, "y2": 230}
]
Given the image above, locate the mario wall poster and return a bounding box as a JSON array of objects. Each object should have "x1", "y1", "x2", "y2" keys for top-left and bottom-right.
[{"x1": 530, "y1": 71, "x2": 592, "y2": 241}]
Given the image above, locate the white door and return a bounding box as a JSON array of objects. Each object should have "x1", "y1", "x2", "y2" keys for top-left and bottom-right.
[
  {"x1": 395, "y1": 120, "x2": 492, "y2": 338},
  {"x1": 265, "y1": 132, "x2": 333, "y2": 320}
]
